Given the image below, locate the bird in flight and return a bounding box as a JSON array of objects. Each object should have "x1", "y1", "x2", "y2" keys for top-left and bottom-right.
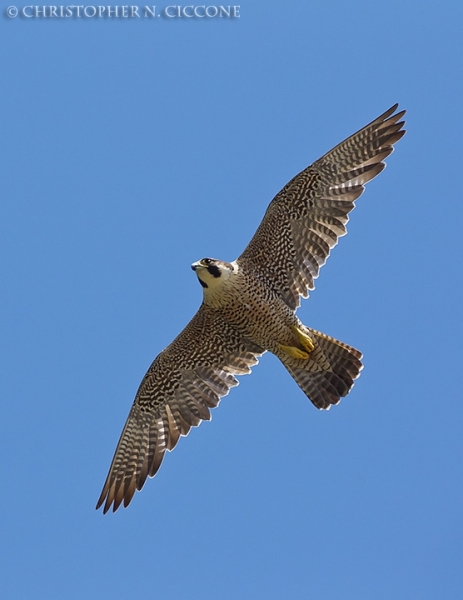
[{"x1": 97, "y1": 104, "x2": 405, "y2": 513}]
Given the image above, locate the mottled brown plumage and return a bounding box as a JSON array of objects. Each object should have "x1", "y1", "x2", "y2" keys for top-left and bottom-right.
[{"x1": 96, "y1": 105, "x2": 405, "y2": 513}]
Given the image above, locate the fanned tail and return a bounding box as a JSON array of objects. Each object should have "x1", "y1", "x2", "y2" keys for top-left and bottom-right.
[{"x1": 280, "y1": 329, "x2": 363, "y2": 409}]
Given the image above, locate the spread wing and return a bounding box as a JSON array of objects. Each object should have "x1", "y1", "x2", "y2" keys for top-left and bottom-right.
[
  {"x1": 96, "y1": 305, "x2": 264, "y2": 513},
  {"x1": 238, "y1": 104, "x2": 406, "y2": 310}
]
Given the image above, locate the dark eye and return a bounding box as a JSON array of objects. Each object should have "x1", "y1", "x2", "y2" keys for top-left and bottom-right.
[{"x1": 202, "y1": 258, "x2": 212, "y2": 265}]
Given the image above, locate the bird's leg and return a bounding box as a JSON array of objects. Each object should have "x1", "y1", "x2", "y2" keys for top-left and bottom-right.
[
  {"x1": 278, "y1": 344, "x2": 310, "y2": 360},
  {"x1": 292, "y1": 325, "x2": 315, "y2": 353},
  {"x1": 278, "y1": 325, "x2": 315, "y2": 359}
]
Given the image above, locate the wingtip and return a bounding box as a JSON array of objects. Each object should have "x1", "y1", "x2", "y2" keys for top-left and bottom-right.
[
  {"x1": 380, "y1": 104, "x2": 406, "y2": 124},
  {"x1": 95, "y1": 492, "x2": 105, "y2": 512},
  {"x1": 95, "y1": 485, "x2": 118, "y2": 514}
]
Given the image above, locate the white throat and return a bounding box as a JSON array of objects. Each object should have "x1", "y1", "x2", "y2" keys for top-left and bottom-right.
[{"x1": 197, "y1": 261, "x2": 239, "y2": 307}]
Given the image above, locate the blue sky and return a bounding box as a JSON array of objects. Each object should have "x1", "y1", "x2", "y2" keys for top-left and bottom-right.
[{"x1": 1, "y1": 1, "x2": 462, "y2": 598}]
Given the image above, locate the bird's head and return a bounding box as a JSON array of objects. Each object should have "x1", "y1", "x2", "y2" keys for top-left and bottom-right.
[{"x1": 191, "y1": 258, "x2": 236, "y2": 290}]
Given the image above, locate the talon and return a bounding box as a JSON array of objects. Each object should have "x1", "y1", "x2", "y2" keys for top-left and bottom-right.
[
  {"x1": 292, "y1": 325, "x2": 315, "y2": 353},
  {"x1": 279, "y1": 344, "x2": 310, "y2": 360}
]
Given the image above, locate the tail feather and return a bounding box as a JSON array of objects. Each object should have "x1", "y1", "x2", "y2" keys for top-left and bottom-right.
[
  {"x1": 280, "y1": 329, "x2": 363, "y2": 410},
  {"x1": 310, "y1": 329, "x2": 363, "y2": 385}
]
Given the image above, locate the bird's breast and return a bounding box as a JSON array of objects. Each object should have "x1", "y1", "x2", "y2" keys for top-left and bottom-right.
[{"x1": 217, "y1": 283, "x2": 297, "y2": 352}]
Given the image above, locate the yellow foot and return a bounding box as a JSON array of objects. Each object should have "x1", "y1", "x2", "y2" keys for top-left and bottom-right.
[
  {"x1": 279, "y1": 344, "x2": 310, "y2": 360},
  {"x1": 292, "y1": 325, "x2": 315, "y2": 353}
]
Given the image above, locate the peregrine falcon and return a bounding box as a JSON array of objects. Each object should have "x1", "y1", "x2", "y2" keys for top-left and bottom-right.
[{"x1": 96, "y1": 104, "x2": 405, "y2": 513}]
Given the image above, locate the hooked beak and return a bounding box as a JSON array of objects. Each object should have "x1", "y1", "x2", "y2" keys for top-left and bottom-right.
[
  {"x1": 191, "y1": 261, "x2": 202, "y2": 272},
  {"x1": 191, "y1": 261, "x2": 208, "y2": 289}
]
